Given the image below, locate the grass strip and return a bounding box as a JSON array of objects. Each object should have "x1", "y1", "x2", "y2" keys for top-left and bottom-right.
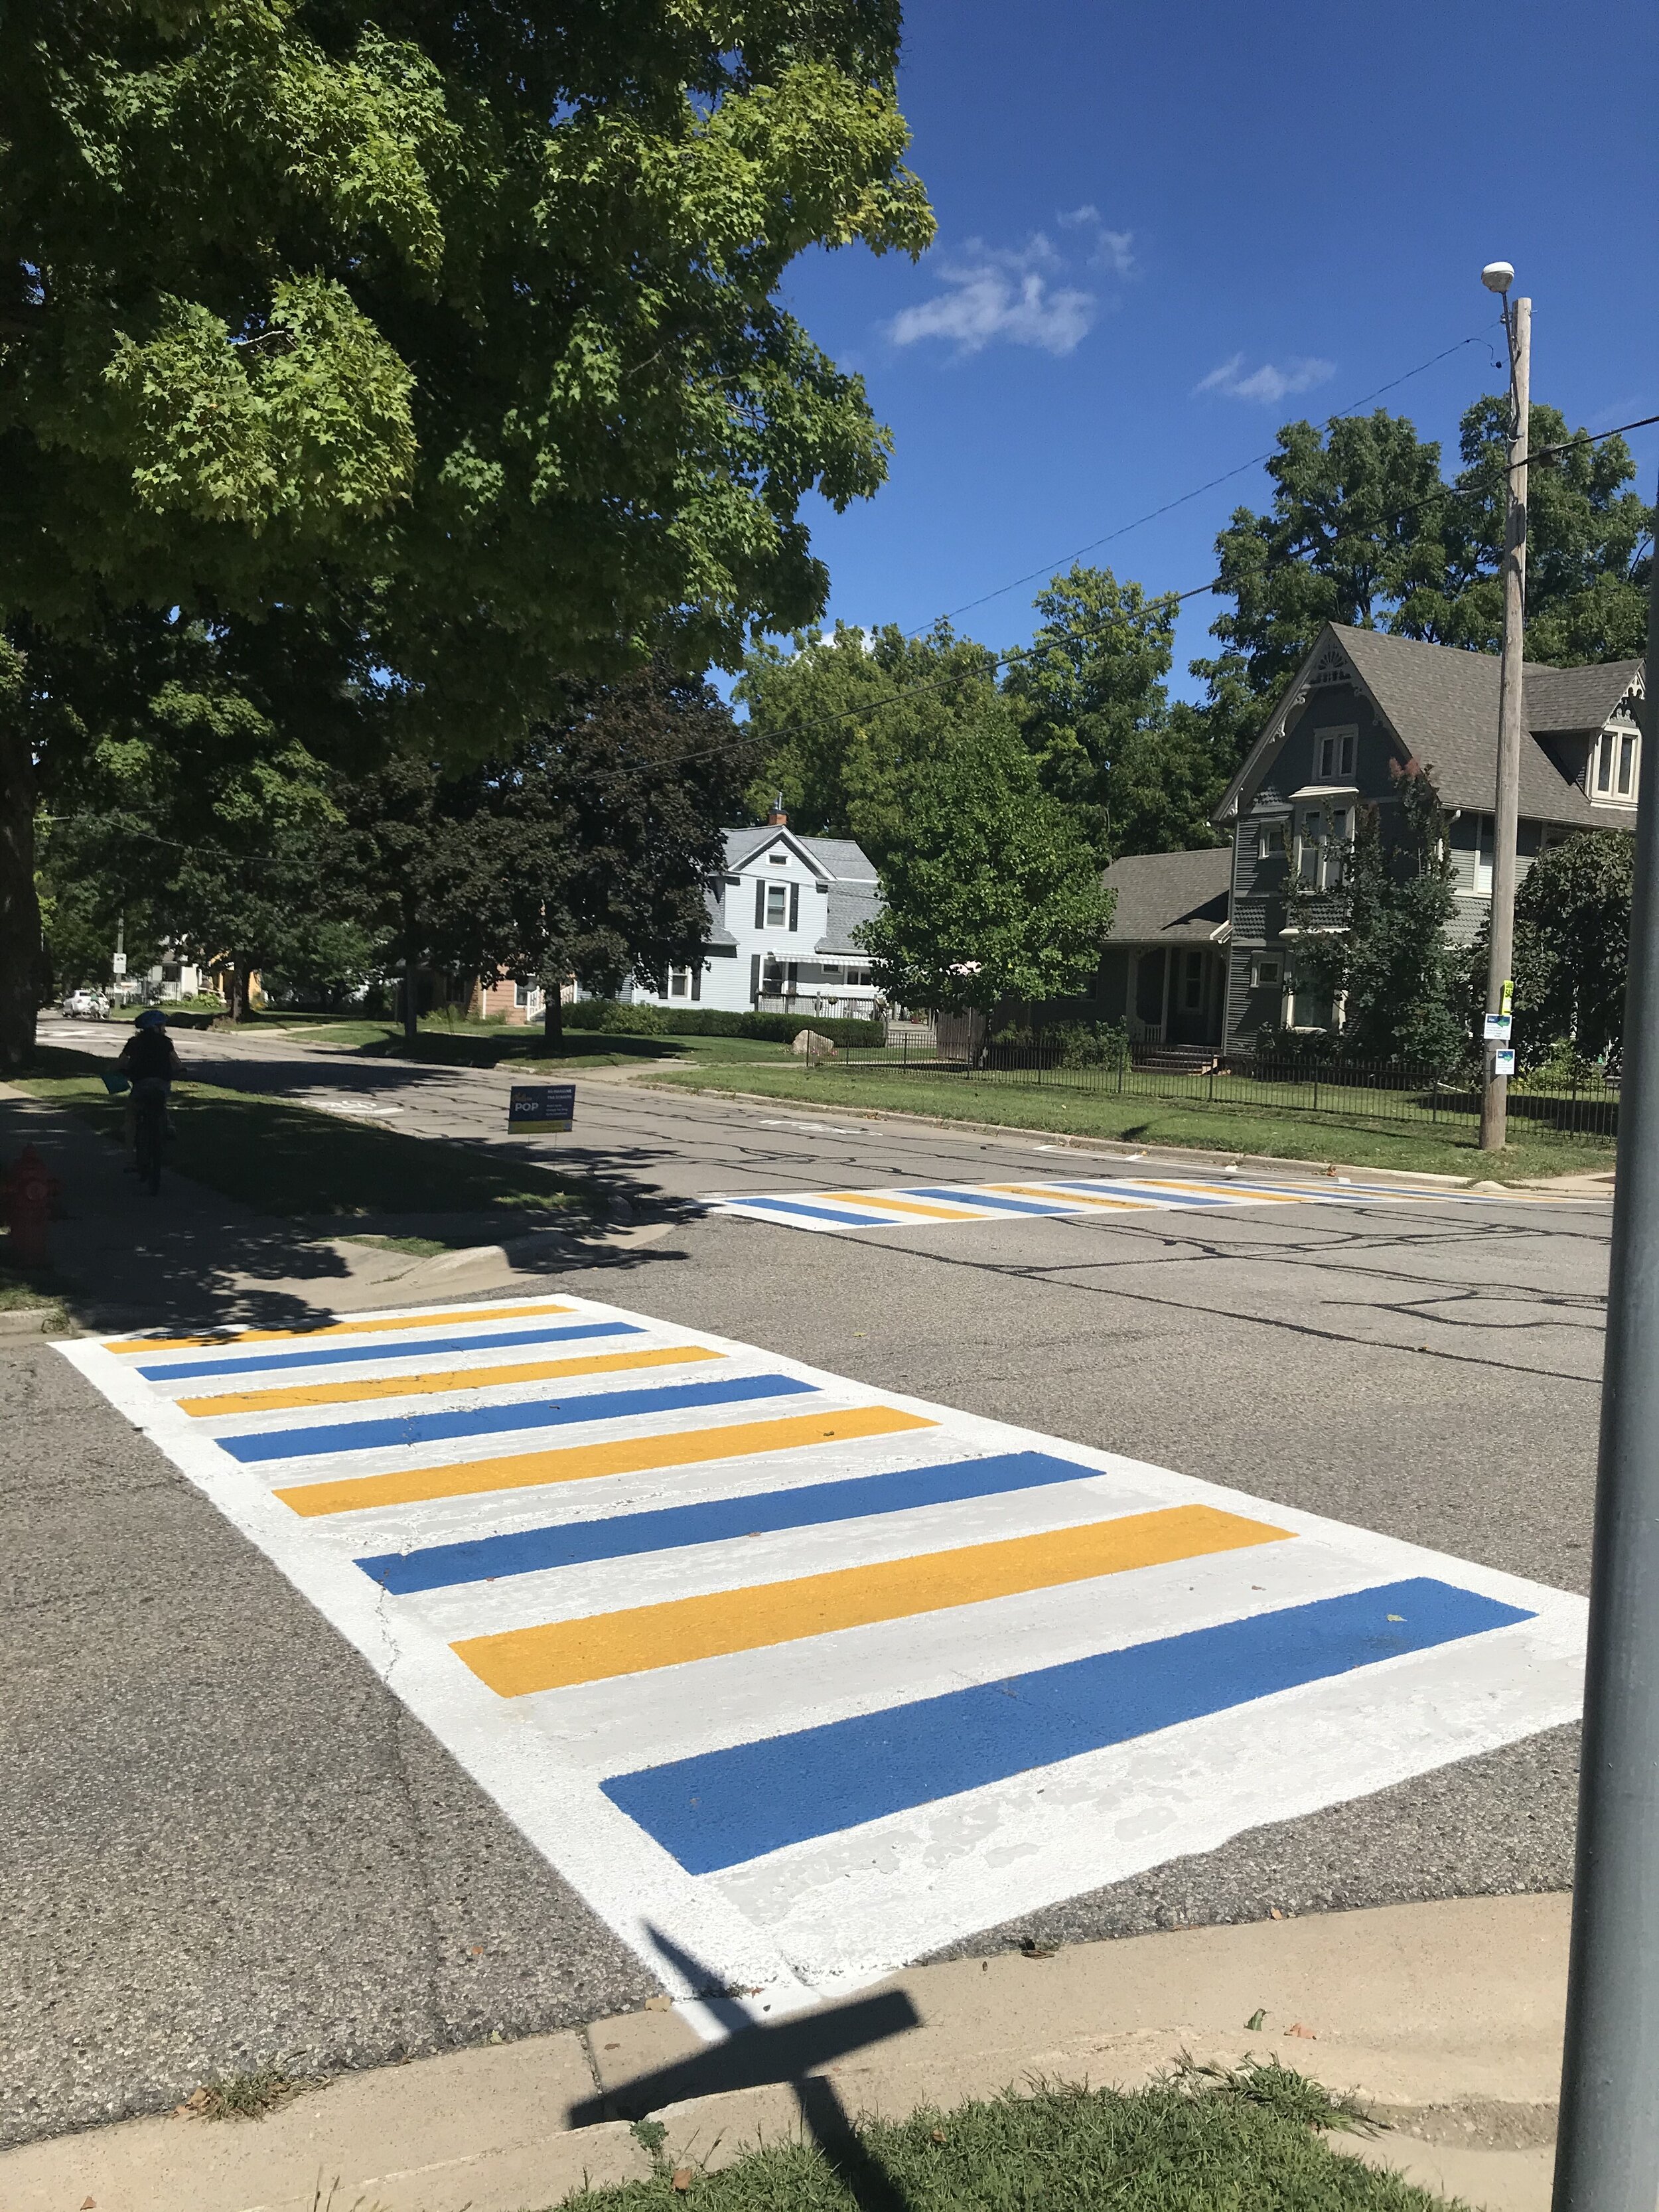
[
  {"x1": 563, "y1": 2067, "x2": 1452, "y2": 2211},
  {"x1": 17, "y1": 1055, "x2": 585, "y2": 1220},
  {"x1": 647, "y1": 1064, "x2": 1611, "y2": 1182}
]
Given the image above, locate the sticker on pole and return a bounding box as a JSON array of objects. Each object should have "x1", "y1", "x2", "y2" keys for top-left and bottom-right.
[
  {"x1": 508, "y1": 1083, "x2": 576, "y2": 1132},
  {"x1": 1484, "y1": 1013, "x2": 1513, "y2": 1043},
  {"x1": 1494, "y1": 1048, "x2": 1516, "y2": 1077}
]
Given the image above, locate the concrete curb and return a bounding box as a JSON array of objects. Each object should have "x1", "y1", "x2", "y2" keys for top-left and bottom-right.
[
  {"x1": 0, "y1": 1895, "x2": 1569, "y2": 2212},
  {"x1": 643, "y1": 1076, "x2": 1610, "y2": 1194}
]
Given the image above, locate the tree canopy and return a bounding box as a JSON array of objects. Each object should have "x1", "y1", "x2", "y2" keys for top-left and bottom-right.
[
  {"x1": 854, "y1": 713, "x2": 1114, "y2": 1014},
  {"x1": 0, "y1": 0, "x2": 934, "y2": 1064},
  {"x1": 1510, "y1": 832, "x2": 1634, "y2": 1067}
]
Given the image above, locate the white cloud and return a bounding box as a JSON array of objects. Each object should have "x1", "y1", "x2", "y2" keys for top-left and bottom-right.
[
  {"x1": 888, "y1": 234, "x2": 1096, "y2": 356},
  {"x1": 1058, "y1": 204, "x2": 1136, "y2": 276},
  {"x1": 1196, "y1": 352, "x2": 1336, "y2": 404}
]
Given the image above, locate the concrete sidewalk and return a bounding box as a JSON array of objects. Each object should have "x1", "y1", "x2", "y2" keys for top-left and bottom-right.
[
  {"x1": 0, "y1": 1086, "x2": 668, "y2": 1333},
  {"x1": 0, "y1": 1894, "x2": 1567, "y2": 2212}
]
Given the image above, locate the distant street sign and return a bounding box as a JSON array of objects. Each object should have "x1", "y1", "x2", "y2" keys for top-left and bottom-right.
[
  {"x1": 508, "y1": 1083, "x2": 575, "y2": 1133},
  {"x1": 111, "y1": 952, "x2": 128, "y2": 977},
  {"x1": 1484, "y1": 1012, "x2": 1513, "y2": 1043}
]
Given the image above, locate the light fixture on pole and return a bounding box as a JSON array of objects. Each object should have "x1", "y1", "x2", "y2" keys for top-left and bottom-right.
[{"x1": 1478, "y1": 259, "x2": 1530, "y2": 1151}]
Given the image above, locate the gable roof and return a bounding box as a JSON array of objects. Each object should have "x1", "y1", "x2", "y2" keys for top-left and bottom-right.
[
  {"x1": 721, "y1": 825, "x2": 879, "y2": 881},
  {"x1": 815, "y1": 881, "x2": 883, "y2": 958},
  {"x1": 1216, "y1": 623, "x2": 1643, "y2": 829},
  {"x1": 1102, "y1": 848, "x2": 1232, "y2": 945}
]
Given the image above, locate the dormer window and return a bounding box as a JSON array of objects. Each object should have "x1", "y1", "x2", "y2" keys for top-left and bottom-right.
[{"x1": 1592, "y1": 725, "x2": 1640, "y2": 802}]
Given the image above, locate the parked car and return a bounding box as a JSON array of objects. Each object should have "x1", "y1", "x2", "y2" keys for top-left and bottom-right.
[{"x1": 60, "y1": 988, "x2": 109, "y2": 1019}]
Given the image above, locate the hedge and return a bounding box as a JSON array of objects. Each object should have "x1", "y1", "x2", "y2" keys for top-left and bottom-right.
[{"x1": 565, "y1": 999, "x2": 883, "y2": 1047}]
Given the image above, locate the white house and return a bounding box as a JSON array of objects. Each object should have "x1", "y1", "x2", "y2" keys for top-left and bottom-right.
[{"x1": 621, "y1": 808, "x2": 885, "y2": 1019}]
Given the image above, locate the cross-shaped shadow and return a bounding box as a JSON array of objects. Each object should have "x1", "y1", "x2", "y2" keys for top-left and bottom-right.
[{"x1": 565, "y1": 1927, "x2": 920, "y2": 2210}]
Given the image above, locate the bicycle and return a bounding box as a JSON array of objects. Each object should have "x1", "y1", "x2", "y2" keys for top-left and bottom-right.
[{"x1": 132, "y1": 1077, "x2": 169, "y2": 1196}]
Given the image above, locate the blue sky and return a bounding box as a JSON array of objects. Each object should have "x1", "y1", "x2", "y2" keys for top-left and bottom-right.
[{"x1": 774, "y1": 0, "x2": 1659, "y2": 700}]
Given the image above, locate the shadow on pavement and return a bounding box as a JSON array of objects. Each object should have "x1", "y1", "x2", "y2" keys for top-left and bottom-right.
[{"x1": 567, "y1": 1927, "x2": 919, "y2": 2208}]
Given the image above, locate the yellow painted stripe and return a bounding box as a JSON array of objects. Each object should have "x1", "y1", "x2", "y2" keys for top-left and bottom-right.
[
  {"x1": 454, "y1": 1503, "x2": 1293, "y2": 1697},
  {"x1": 983, "y1": 1184, "x2": 1157, "y2": 1211},
  {"x1": 1133, "y1": 1178, "x2": 1306, "y2": 1204},
  {"x1": 824, "y1": 1191, "x2": 985, "y2": 1220},
  {"x1": 106, "y1": 1301, "x2": 573, "y2": 1356},
  {"x1": 273, "y1": 1404, "x2": 938, "y2": 1518},
  {"x1": 180, "y1": 1343, "x2": 720, "y2": 1418}
]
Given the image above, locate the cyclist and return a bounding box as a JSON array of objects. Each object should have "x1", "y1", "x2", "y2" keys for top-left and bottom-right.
[{"x1": 117, "y1": 1009, "x2": 183, "y2": 1163}]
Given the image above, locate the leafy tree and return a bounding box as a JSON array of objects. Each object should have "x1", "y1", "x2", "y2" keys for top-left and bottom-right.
[
  {"x1": 465, "y1": 670, "x2": 760, "y2": 1047},
  {"x1": 0, "y1": 2, "x2": 934, "y2": 1066},
  {"x1": 736, "y1": 622, "x2": 1002, "y2": 862},
  {"x1": 1509, "y1": 833, "x2": 1634, "y2": 1067},
  {"x1": 1003, "y1": 565, "x2": 1228, "y2": 856},
  {"x1": 1292, "y1": 765, "x2": 1463, "y2": 1067},
  {"x1": 855, "y1": 714, "x2": 1114, "y2": 1017},
  {"x1": 1190, "y1": 400, "x2": 1653, "y2": 764}
]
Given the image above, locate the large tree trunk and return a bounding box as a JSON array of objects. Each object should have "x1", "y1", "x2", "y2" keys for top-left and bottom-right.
[
  {"x1": 0, "y1": 709, "x2": 40, "y2": 1073},
  {"x1": 542, "y1": 985, "x2": 564, "y2": 1051}
]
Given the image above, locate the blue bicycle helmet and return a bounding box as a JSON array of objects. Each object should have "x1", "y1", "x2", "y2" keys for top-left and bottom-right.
[{"x1": 133, "y1": 1008, "x2": 167, "y2": 1030}]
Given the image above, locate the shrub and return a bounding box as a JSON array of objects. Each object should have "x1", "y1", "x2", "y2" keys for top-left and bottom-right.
[{"x1": 565, "y1": 999, "x2": 883, "y2": 1047}]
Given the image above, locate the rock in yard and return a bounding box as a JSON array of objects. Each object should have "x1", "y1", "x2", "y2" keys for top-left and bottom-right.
[{"x1": 791, "y1": 1029, "x2": 836, "y2": 1059}]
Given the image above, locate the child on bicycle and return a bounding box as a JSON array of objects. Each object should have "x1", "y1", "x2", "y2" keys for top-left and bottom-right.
[{"x1": 117, "y1": 1009, "x2": 183, "y2": 1159}]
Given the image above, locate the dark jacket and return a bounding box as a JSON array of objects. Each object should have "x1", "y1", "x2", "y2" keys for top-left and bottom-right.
[{"x1": 118, "y1": 1030, "x2": 183, "y2": 1082}]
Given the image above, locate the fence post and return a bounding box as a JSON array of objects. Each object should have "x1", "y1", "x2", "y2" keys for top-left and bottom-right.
[
  {"x1": 1313, "y1": 1066, "x2": 1320, "y2": 1116},
  {"x1": 1208, "y1": 1062, "x2": 1216, "y2": 1102}
]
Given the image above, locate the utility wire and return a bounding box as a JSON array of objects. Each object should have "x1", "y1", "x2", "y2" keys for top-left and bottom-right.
[{"x1": 904, "y1": 331, "x2": 1503, "y2": 636}]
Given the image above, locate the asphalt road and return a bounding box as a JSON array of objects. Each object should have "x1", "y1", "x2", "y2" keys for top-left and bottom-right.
[{"x1": 3, "y1": 1021, "x2": 1609, "y2": 2142}]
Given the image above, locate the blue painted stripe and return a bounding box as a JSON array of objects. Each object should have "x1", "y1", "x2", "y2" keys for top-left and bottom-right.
[
  {"x1": 602, "y1": 1576, "x2": 1533, "y2": 1874},
  {"x1": 218, "y1": 1374, "x2": 818, "y2": 1465},
  {"x1": 901, "y1": 1187, "x2": 1074, "y2": 1216},
  {"x1": 731, "y1": 1196, "x2": 899, "y2": 1227},
  {"x1": 356, "y1": 1449, "x2": 1108, "y2": 1593},
  {"x1": 138, "y1": 1321, "x2": 638, "y2": 1382}
]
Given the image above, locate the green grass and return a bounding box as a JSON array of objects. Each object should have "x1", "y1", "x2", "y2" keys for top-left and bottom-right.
[
  {"x1": 0, "y1": 1262, "x2": 66, "y2": 1319},
  {"x1": 176, "y1": 2065, "x2": 321, "y2": 2122},
  {"x1": 17, "y1": 1055, "x2": 587, "y2": 1220},
  {"x1": 558, "y1": 2068, "x2": 1453, "y2": 2211},
  {"x1": 338, "y1": 1232, "x2": 451, "y2": 1257},
  {"x1": 648, "y1": 1063, "x2": 1613, "y2": 1181}
]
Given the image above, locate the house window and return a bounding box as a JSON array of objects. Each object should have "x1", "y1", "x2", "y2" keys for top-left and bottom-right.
[
  {"x1": 1256, "y1": 818, "x2": 1287, "y2": 862},
  {"x1": 1471, "y1": 813, "x2": 1494, "y2": 895},
  {"x1": 1316, "y1": 728, "x2": 1356, "y2": 780},
  {"x1": 1297, "y1": 808, "x2": 1324, "y2": 887},
  {"x1": 513, "y1": 979, "x2": 530, "y2": 1007},
  {"x1": 769, "y1": 851, "x2": 787, "y2": 863},
  {"x1": 1619, "y1": 730, "x2": 1640, "y2": 800},
  {"x1": 844, "y1": 966, "x2": 873, "y2": 987},
  {"x1": 668, "y1": 968, "x2": 689, "y2": 998},
  {"x1": 1595, "y1": 731, "x2": 1616, "y2": 796},
  {"x1": 1328, "y1": 806, "x2": 1351, "y2": 886},
  {"x1": 765, "y1": 882, "x2": 788, "y2": 927},
  {"x1": 1181, "y1": 950, "x2": 1204, "y2": 1011},
  {"x1": 1250, "y1": 955, "x2": 1281, "y2": 991}
]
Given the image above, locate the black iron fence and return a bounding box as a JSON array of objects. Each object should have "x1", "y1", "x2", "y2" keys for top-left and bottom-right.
[{"x1": 834, "y1": 1027, "x2": 1619, "y2": 1143}]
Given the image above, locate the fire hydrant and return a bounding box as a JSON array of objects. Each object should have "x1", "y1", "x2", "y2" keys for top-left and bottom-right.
[{"x1": 1, "y1": 1145, "x2": 58, "y2": 1270}]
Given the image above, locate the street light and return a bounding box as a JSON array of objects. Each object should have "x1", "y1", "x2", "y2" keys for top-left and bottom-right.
[{"x1": 1478, "y1": 259, "x2": 1530, "y2": 1150}]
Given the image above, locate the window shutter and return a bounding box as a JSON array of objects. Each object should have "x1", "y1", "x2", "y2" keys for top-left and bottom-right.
[
  {"x1": 750, "y1": 953, "x2": 760, "y2": 1002},
  {"x1": 755, "y1": 881, "x2": 765, "y2": 928},
  {"x1": 788, "y1": 883, "x2": 799, "y2": 931},
  {"x1": 691, "y1": 964, "x2": 701, "y2": 1003}
]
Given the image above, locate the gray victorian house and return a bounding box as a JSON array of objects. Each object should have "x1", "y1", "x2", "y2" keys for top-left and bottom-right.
[{"x1": 1090, "y1": 623, "x2": 1643, "y2": 1053}]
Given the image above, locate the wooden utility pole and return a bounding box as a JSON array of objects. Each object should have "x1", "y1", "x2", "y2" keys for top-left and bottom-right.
[{"x1": 1479, "y1": 289, "x2": 1530, "y2": 1149}]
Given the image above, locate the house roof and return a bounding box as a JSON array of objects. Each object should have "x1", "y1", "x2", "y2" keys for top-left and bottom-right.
[
  {"x1": 1216, "y1": 623, "x2": 1643, "y2": 829},
  {"x1": 721, "y1": 825, "x2": 878, "y2": 881},
  {"x1": 1102, "y1": 848, "x2": 1232, "y2": 946},
  {"x1": 815, "y1": 882, "x2": 883, "y2": 958}
]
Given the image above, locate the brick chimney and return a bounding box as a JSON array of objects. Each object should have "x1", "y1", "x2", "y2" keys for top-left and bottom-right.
[{"x1": 768, "y1": 790, "x2": 788, "y2": 826}]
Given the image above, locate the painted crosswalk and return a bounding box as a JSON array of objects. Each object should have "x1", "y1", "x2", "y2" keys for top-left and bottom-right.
[
  {"x1": 62, "y1": 1292, "x2": 1585, "y2": 2028},
  {"x1": 705, "y1": 1169, "x2": 1591, "y2": 1232}
]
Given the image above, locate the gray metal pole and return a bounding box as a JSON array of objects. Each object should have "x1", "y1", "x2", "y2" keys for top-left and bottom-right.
[
  {"x1": 1551, "y1": 471, "x2": 1659, "y2": 2211},
  {"x1": 1480, "y1": 293, "x2": 1530, "y2": 1150}
]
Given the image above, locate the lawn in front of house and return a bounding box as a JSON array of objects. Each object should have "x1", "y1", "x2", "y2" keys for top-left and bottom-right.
[
  {"x1": 648, "y1": 1062, "x2": 1612, "y2": 1181},
  {"x1": 18, "y1": 1055, "x2": 587, "y2": 1219},
  {"x1": 560, "y1": 2069, "x2": 1449, "y2": 2211}
]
